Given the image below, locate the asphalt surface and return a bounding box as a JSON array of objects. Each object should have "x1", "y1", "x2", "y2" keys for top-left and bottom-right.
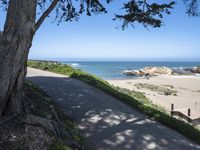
[{"x1": 27, "y1": 67, "x2": 200, "y2": 150}]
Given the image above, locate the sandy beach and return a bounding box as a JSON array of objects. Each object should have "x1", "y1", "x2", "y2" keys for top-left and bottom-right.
[{"x1": 108, "y1": 75, "x2": 200, "y2": 118}]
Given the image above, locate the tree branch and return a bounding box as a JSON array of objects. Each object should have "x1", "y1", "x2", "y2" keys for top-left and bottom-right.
[{"x1": 35, "y1": 0, "x2": 59, "y2": 31}]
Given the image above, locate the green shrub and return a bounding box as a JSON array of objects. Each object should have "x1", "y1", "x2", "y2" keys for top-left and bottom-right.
[
  {"x1": 135, "y1": 83, "x2": 177, "y2": 95},
  {"x1": 49, "y1": 140, "x2": 71, "y2": 150}
]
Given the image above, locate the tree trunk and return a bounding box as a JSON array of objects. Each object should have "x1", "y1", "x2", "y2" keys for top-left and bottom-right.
[{"x1": 0, "y1": 0, "x2": 37, "y2": 116}]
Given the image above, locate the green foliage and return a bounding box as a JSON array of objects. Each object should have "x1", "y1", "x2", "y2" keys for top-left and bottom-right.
[
  {"x1": 115, "y1": 86, "x2": 148, "y2": 102},
  {"x1": 0, "y1": 0, "x2": 177, "y2": 28},
  {"x1": 49, "y1": 140, "x2": 72, "y2": 150},
  {"x1": 28, "y1": 60, "x2": 200, "y2": 144},
  {"x1": 135, "y1": 83, "x2": 177, "y2": 95},
  {"x1": 114, "y1": 1, "x2": 175, "y2": 29}
]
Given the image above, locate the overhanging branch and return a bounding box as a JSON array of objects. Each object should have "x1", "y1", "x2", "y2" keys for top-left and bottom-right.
[{"x1": 35, "y1": 0, "x2": 59, "y2": 31}]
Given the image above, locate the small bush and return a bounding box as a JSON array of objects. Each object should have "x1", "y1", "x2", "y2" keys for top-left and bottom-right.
[
  {"x1": 49, "y1": 140, "x2": 71, "y2": 150},
  {"x1": 135, "y1": 83, "x2": 177, "y2": 95}
]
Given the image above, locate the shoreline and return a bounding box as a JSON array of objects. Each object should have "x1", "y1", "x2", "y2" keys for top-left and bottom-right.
[{"x1": 106, "y1": 74, "x2": 200, "y2": 81}]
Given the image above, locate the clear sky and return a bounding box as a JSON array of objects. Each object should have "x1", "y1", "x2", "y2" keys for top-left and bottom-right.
[{"x1": 0, "y1": 1, "x2": 200, "y2": 61}]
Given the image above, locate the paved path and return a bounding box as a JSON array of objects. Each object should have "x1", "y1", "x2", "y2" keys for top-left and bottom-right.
[{"x1": 27, "y1": 67, "x2": 200, "y2": 150}]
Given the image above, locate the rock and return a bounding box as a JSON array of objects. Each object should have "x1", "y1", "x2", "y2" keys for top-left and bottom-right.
[
  {"x1": 164, "y1": 91, "x2": 172, "y2": 96},
  {"x1": 183, "y1": 67, "x2": 193, "y2": 72},
  {"x1": 123, "y1": 66, "x2": 174, "y2": 76},
  {"x1": 191, "y1": 66, "x2": 200, "y2": 73},
  {"x1": 173, "y1": 68, "x2": 194, "y2": 75},
  {"x1": 138, "y1": 70, "x2": 145, "y2": 76},
  {"x1": 123, "y1": 70, "x2": 138, "y2": 76},
  {"x1": 174, "y1": 67, "x2": 200, "y2": 75},
  {"x1": 142, "y1": 67, "x2": 173, "y2": 75},
  {"x1": 196, "y1": 66, "x2": 200, "y2": 73}
]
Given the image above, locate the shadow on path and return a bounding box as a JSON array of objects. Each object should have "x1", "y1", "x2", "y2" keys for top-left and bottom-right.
[{"x1": 27, "y1": 74, "x2": 200, "y2": 150}]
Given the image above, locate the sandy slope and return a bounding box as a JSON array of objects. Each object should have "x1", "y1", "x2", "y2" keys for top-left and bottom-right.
[{"x1": 108, "y1": 75, "x2": 200, "y2": 118}]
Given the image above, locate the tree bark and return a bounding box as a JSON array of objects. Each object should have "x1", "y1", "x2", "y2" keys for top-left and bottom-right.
[{"x1": 0, "y1": 0, "x2": 37, "y2": 116}]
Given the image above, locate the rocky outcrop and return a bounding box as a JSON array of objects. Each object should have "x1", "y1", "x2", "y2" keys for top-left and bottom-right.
[
  {"x1": 123, "y1": 70, "x2": 146, "y2": 76},
  {"x1": 191, "y1": 66, "x2": 200, "y2": 73},
  {"x1": 173, "y1": 68, "x2": 193, "y2": 75},
  {"x1": 123, "y1": 67, "x2": 174, "y2": 76},
  {"x1": 142, "y1": 67, "x2": 174, "y2": 75},
  {"x1": 182, "y1": 66, "x2": 200, "y2": 74},
  {"x1": 123, "y1": 70, "x2": 138, "y2": 76}
]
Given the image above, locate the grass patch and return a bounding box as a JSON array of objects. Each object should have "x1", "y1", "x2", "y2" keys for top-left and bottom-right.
[
  {"x1": 28, "y1": 60, "x2": 200, "y2": 144},
  {"x1": 48, "y1": 139, "x2": 72, "y2": 150},
  {"x1": 135, "y1": 83, "x2": 177, "y2": 96}
]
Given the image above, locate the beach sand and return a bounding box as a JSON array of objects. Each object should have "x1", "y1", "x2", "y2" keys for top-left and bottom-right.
[{"x1": 107, "y1": 75, "x2": 200, "y2": 118}]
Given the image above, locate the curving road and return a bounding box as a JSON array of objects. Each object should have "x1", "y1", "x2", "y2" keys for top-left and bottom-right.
[{"x1": 27, "y1": 67, "x2": 200, "y2": 150}]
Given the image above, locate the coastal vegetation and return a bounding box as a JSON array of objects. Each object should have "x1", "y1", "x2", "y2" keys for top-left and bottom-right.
[
  {"x1": 134, "y1": 83, "x2": 177, "y2": 96},
  {"x1": 28, "y1": 60, "x2": 200, "y2": 144},
  {"x1": 0, "y1": 81, "x2": 89, "y2": 150}
]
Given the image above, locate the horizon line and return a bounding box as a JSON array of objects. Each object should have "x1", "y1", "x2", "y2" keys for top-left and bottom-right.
[{"x1": 28, "y1": 58, "x2": 200, "y2": 62}]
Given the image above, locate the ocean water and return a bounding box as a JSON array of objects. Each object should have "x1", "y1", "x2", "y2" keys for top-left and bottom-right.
[{"x1": 61, "y1": 61, "x2": 200, "y2": 80}]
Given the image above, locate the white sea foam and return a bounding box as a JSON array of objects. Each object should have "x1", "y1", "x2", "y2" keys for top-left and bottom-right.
[
  {"x1": 70, "y1": 63, "x2": 80, "y2": 67},
  {"x1": 172, "y1": 66, "x2": 196, "y2": 70}
]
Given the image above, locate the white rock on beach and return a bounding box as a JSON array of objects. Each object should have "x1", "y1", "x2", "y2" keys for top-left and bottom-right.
[
  {"x1": 123, "y1": 66, "x2": 174, "y2": 76},
  {"x1": 142, "y1": 67, "x2": 174, "y2": 75},
  {"x1": 192, "y1": 66, "x2": 200, "y2": 73},
  {"x1": 123, "y1": 70, "x2": 138, "y2": 76}
]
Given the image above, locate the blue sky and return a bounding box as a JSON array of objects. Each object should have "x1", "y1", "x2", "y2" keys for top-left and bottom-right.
[{"x1": 0, "y1": 1, "x2": 200, "y2": 61}]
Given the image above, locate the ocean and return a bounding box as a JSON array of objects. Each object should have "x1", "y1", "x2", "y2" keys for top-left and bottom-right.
[{"x1": 61, "y1": 61, "x2": 200, "y2": 80}]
